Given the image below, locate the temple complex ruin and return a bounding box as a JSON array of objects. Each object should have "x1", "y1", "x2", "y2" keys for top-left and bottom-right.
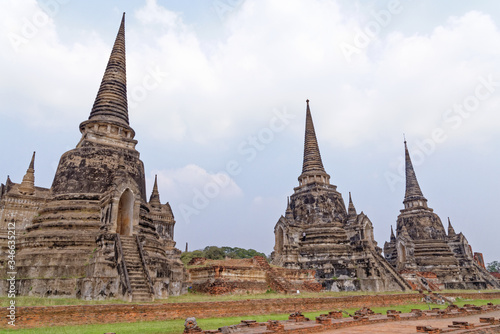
[
  {"x1": 270, "y1": 100, "x2": 411, "y2": 292},
  {"x1": 0, "y1": 14, "x2": 185, "y2": 301},
  {"x1": 383, "y1": 141, "x2": 499, "y2": 290},
  {"x1": 1, "y1": 14, "x2": 498, "y2": 301}
]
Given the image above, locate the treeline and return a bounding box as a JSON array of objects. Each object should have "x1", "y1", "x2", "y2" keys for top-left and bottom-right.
[
  {"x1": 181, "y1": 246, "x2": 267, "y2": 265},
  {"x1": 488, "y1": 261, "x2": 499, "y2": 273}
]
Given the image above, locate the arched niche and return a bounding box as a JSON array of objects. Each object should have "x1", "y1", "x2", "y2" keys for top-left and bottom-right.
[
  {"x1": 398, "y1": 243, "x2": 407, "y2": 265},
  {"x1": 116, "y1": 189, "x2": 134, "y2": 236},
  {"x1": 276, "y1": 226, "x2": 284, "y2": 253},
  {"x1": 363, "y1": 221, "x2": 374, "y2": 247}
]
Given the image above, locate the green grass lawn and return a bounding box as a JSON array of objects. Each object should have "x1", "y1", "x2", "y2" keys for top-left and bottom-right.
[
  {"x1": 2, "y1": 289, "x2": 498, "y2": 307},
  {"x1": 1, "y1": 298, "x2": 499, "y2": 334}
]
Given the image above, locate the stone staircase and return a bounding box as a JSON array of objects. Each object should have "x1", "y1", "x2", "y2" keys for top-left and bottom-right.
[
  {"x1": 254, "y1": 256, "x2": 296, "y2": 294},
  {"x1": 370, "y1": 249, "x2": 413, "y2": 291},
  {"x1": 120, "y1": 236, "x2": 154, "y2": 302},
  {"x1": 474, "y1": 262, "x2": 500, "y2": 289}
]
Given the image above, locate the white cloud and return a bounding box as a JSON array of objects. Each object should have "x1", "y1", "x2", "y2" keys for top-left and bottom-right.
[
  {"x1": 150, "y1": 164, "x2": 243, "y2": 205},
  {"x1": 127, "y1": 1, "x2": 500, "y2": 153},
  {"x1": 135, "y1": 0, "x2": 179, "y2": 28},
  {"x1": 4, "y1": 1, "x2": 500, "y2": 150},
  {"x1": 0, "y1": 0, "x2": 109, "y2": 129},
  {"x1": 1, "y1": 1, "x2": 500, "y2": 258}
]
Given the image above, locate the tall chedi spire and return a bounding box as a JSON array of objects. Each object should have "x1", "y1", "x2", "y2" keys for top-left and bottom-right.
[
  {"x1": 403, "y1": 140, "x2": 428, "y2": 209},
  {"x1": 89, "y1": 13, "x2": 128, "y2": 126},
  {"x1": 298, "y1": 100, "x2": 330, "y2": 186},
  {"x1": 78, "y1": 13, "x2": 137, "y2": 150},
  {"x1": 18, "y1": 152, "x2": 36, "y2": 195}
]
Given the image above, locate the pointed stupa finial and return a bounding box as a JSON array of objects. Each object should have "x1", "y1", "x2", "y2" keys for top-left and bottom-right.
[
  {"x1": 5, "y1": 175, "x2": 13, "y2": 192},
  {"x1": 447, "y1": 217, "x2": 456, "y2": 236},
  {"x1": 390, "y1": 225, "x2": 396, "y2": 241},
  {"x1": 29, "y1": 151, "x2": 35, "y2": 169},
  {"x1": 348, "y1": 192, "x2": 357, "y2": 217},
  {"x1": 19, "y1": 151, "x2": 36, "y2": 195},
  {"x1": 153, "y1": 174, "x2": 159, "y2": 192},
  {"x1": 285, "y1": 196, "x2": 293, "y2": 218},
  {"x1": 403, "y1": 139, "x2": 427, "y2": 207},
  {"x1": 88, "y1": 13, "x2": 129, "y2": 126},
  {"x1": 298, "y1": 100, "x2": 330, "y2": 186},
  {"x1": 149, "y1": 174, "x2": 162, "y2": 209},
  {"x1": 165, "y1": 202, "x2": 174, "y2": 219}
]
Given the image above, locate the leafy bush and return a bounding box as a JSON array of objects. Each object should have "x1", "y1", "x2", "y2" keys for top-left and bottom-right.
[{"x1": 181, "y1": 246, "x2": 267, "y2": 265}]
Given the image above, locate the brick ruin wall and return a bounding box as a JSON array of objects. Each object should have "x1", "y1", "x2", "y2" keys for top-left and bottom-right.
[
  {"x1": 189, "y1": 265, "x2": 268, "y2": 294},
  {"x1": 188, "y1": 261, "x2": 318, "y2": 294}
]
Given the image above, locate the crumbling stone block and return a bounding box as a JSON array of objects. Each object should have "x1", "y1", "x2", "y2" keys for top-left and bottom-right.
[
  {"x1": 328, "y1": 311, "x2": 343, "y2": 319},
  {"x1": 266, "y1": 320, "x2": 284, "y2": 332},
  {"x1": 449, "y1": 321, "x2": 474, "y2": 329},
  {"x1": 416, "y1": 325, "x2": 442, "y2": 333},
  {"x1": 315, "y1": 316, "x2": 331, "y2": 325},
  {"x1": 184, "y1": 317, "x2": 203, "y2": 333}
]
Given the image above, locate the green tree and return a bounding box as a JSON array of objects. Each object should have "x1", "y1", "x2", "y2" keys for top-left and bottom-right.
[
  {"x1": 181, "y1": 246, "x2": 268, "y2": 265},
  {"x1": 203, "y1": 246, "x2": 225, "y2": 260},
  {"x1": 221, "y1": 246, "x2": 266, "y2": 259},
  {"x1": 180, "y1": 250, "x2": 204, "y2": 265},
  {"x1": 487, "y1": 261, "x2": 500, "y2": 273}
]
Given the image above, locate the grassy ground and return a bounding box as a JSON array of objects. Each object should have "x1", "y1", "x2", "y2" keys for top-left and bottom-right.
[
  {"x1": 1, "y1": 298, "x2": 499, "y2": 334},
  {"x1": 2, "y1": 289, "x2": 498, "y2": 307}
]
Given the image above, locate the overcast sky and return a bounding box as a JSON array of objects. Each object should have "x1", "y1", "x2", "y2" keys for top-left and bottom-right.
[{"x1": 1, "y1": 0, "x2": 499, "y2": 264}]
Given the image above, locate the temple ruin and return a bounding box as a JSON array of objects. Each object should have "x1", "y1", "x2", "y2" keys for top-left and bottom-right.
[
  {"x1": 0, "y1": 14, "x2": 185, "y2": 301},
  {"x1": 383, "y1": 141, "x2": 500, "y2": 290},
  {"x1": 1, "y1": 13, "x2": 498, "y2": 301},
  {"x1": 270, "y1": 100, "x2": 411, "y2": 292}
]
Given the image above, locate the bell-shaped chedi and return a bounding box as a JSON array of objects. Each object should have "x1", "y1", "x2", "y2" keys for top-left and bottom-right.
[
  {"x1": 271, "y1": 100, "x2": 411, "y2": 292},
  {"x1": 14, "y1": 14, "x2": 186, "y2": 301},
  {"x1": 52, "y1": 13, "x2": 145, "y2": 199}
]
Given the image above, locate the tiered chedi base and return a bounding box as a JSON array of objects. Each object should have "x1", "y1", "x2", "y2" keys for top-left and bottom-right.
[
  {"x1": 272, "y1": 181, "x2": 411, "y2": 292},
  {"x1": 14, "y1": 140, "x2": 185, "y2": 300},
  {"x1": 384, "y1": 195, "x2": 500, "y2": 290}
]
